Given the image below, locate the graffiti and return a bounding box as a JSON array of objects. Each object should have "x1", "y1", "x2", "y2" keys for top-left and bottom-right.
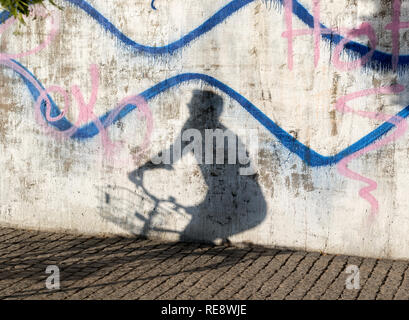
[
  {"x1": 5, "y1": 60, "x2": 407, "y2": 169},
  {"x1": 0, "y1": 0, "x2": 406, "y2": 163},
  {"x1": 1, "y1": 0, "x2": 409, "y2": 215},
  {"x1": 282, "y1": 0, "x2": 409, "y2": 71},
  {"x1": 335, "y1": 86, "x2": 408, "y2": 216},
  {"x1": 12, "y1": 0, "x2": 400, "y2": 71},
  {"x1": 386, "y1": 0, "x2": 409, "y2": 71},
  {"x1": 279, "y1": 0, "x2": 409, "y2": 213},
  {"x1": 0, "y1": 6, "x2": 59, "y2": 60},
  {"x1": 34, "y1": 63, "x2": 153, "y2": 159},
  {"x1": 283, "y1": 0, "x2": 379, "y2": 71},
  {"x1": 0, "y1": 5, "x2": 153, "y2": 161},
  {"x1": 280, "y1": 0, "x2": 409, "y2": 213}
]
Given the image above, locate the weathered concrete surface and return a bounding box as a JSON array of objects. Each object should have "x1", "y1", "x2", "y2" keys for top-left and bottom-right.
[
  {"x1": 2, "y1": 0, "x2": 409, "y2": 259},
  {"x1": 1, "y1": 226, "x2": 409, "y2": 300}
]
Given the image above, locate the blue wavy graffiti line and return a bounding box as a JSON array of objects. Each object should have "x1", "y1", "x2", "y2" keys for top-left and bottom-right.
[
  {"x1": 151, "y1": 0, "x2": 157, "y2": 10},
  {"x1": 64, "y1": 0, "x2": 254, "y2": 55},
  {"x1": 6, "y1": 60, "x2": 408, "y2": 167},
  {"x1": 61, "y1": 0, "x2": 409, "y2": 69},
  {"x1": 1, "y1": 0, "x2": 409, "y2": 167},
  {"x1": 0, "y1": 10, "x2": 10, "y2": 24},
  {"x1": 1, "y1": 0, "x2": 408, "y2": 66}
]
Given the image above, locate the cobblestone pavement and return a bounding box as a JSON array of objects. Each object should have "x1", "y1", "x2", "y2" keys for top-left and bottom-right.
[{"x1": 0, "y1": 226, "x2": 409, "y2": 300}]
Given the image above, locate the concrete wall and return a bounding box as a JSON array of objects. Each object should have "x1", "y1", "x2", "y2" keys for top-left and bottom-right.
[{"x1": 2, "y1": 0, "x2": 409, "y2": 259}]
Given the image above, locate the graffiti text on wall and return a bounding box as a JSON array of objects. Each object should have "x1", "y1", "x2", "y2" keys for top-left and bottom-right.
[{"x1": 2, "y1": 0, "x2": 409, "y2": 214}]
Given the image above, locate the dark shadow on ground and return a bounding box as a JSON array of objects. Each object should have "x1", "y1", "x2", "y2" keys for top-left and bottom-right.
[{"x1": 0, "y1": 227, "x2": 293, "y2": 299}]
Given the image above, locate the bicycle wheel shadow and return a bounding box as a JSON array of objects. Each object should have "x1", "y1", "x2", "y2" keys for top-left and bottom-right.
[{"x1": 97, "y1": 184, "x2": 190, "y2": 240}]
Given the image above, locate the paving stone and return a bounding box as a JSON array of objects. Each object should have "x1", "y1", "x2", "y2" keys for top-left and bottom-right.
[{"x1": 0, "y1": 226, "x2": 408, "y2": 300}]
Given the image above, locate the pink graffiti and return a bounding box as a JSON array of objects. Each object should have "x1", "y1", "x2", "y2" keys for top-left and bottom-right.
[
  {"x1": 282, "y1": 0, "x2": 324, "y2": 70},
  {"x1": 282, "y1": 0, "x2": 409, "y2": 72},
  {"x1": 33, "y1": 64, "x2": 118, "y2": 156},
  {"x1": 335, "y1": 85, "x2": 408, "y2": 216},
  {"x1": 32, "y1": 62, "x2": 153, "y2": 161},
  {"x1": 385, "y1": 0, "x2": 409, "y2": 71},
  {"x1": 0, "y1": 5, "x2": 59, "y2": 60},
  {"x1": 282, "y1": 0, "x2": 367, "y2": 71},
  {"x1": 0, "y1": 6, "x2": 153, "y2": 161},
  {"x1": 331, "y1": 23, "x2": 377, "y2": 71},
  {"x1": 282, "y1": 0, "x2": 409, "y2": 215}
]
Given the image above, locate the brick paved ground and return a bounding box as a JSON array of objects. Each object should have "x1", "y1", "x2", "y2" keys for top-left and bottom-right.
[{"x1": 0, "y1": 226, "x2": 408, "y2": 300}]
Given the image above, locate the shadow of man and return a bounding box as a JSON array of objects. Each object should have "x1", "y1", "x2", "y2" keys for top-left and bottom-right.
[{"x1": 129, "y1": 90, "x2": 267, "y2": 243}]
